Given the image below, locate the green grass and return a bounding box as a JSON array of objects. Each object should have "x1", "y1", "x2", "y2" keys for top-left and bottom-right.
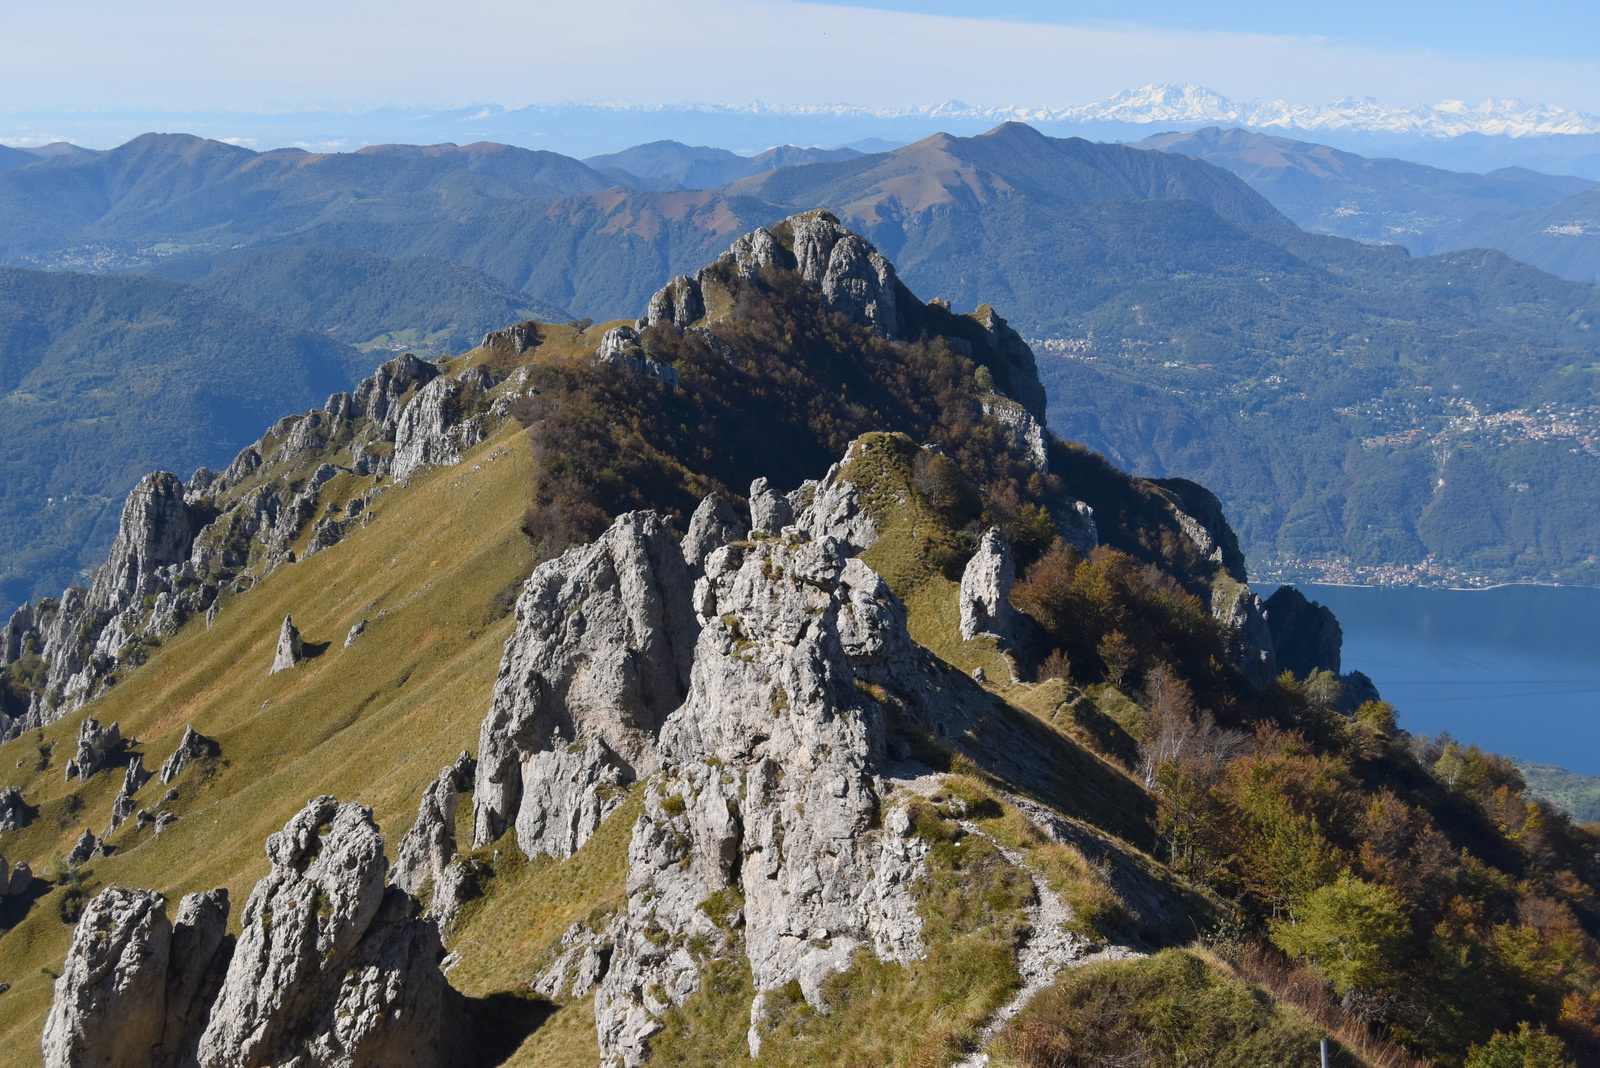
[{"x1": 991, "y1": 949, "x2": 1356, "y2": 1068}]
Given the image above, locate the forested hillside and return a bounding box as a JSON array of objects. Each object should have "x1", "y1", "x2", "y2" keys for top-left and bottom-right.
[
  {"x1": 6, "y1": 125, "x2": 1600, "y2": 584},
  {"x1": 0, "y1": 267, "x2": 369, "y2": 608}
]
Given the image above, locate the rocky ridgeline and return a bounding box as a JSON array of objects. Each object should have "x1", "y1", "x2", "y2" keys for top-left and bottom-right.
[
  {"x1": 0, "y1": 353, "x2": 510, "y2": 736},
  {"x1": 30, "y1": 213, "x2": 1374, "y2": 1067},
  {"x1": 43, "y1": 797, "x2": 463, "y2": 1068}
]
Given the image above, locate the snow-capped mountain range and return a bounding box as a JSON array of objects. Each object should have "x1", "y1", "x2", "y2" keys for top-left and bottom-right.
[{"x1": 605, "y1": 85, "x2": 1600, "y2": 139}]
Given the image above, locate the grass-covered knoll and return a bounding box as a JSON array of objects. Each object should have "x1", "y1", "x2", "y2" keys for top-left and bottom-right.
[{"x1": 994, "y1": 949, "x2": 1343, "y2": 1068}]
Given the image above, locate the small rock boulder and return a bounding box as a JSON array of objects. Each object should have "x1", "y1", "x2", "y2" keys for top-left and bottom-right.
[
  {"x1": 269, "y1": 615, "x2": 302, "y2": 675},
  {"x1": 0, "y1": 785, "x2": 33, "y2": 832},
  {"x1": 158, "y1": 726, "x2": 220, "y2": 786},
  {"x1": 959, "y1": 528, "x2": 1016, "y2": 643}
]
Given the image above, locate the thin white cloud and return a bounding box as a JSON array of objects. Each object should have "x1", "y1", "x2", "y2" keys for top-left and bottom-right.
[{"x1": 0, "y1": 0, "x2": 1596, "y2": 114}]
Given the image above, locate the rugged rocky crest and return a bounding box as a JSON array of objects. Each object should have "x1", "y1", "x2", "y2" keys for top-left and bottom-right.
[
  {"x1": 1, "y1": 349, "x2": 513, "y2": 735},
  {"x1": 473, "y1": 512, "x2": 699, "y2": 859},
  {"x1": 44, "y1": 798, "x2": 462, "y2": 1068}
]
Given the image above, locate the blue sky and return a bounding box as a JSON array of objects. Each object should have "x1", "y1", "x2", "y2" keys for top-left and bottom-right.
[
  {"x1": 811, "y1": 1, "x2": 1600, "y2": 66},
  {"x1": 2, "y1": 1, "x2": 1597, "y2": 149}
]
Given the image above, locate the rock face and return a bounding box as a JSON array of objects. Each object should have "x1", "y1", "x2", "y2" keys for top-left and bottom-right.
[
  {"x1": 43, "y1": 886, "x2": 173, "y2": 1068},
  {"x1": 786, "y1": 211, "x2": 900, "y2": 337},
  {"x1": 42, "y1": 885, "x2": 234, "y2": 1068},
  {"x1": 391, "y1": 752, "x2": 476, "y2": 911},
  {"x1": 1212, "y1": 581, "x2": 1278, "y2": 687},
  {"x1": 158, "y1": 726, "x2": 219, "y2": 785},
  {"x1": 680, "y1": 493, "x2": 744, "y2": 579},
  {"x1": 1152, "y1": 478, "x2": 1248, "y2": 583},
  {"x1": 391, "y1": 368, "x2": 493, "y2": 482},
  {"x1": 196, "y1": 797, "x2": 461, "y2": 1068},
  {"x1": 960, "y1": 528, "x2": 1017, "y2": 643},
  {"x1": 473, "y1": 512, "x2": 698, "y2": 859},
  {"x1": 0, "y1": 785, "x2": 32, "y2": 831},
  {"x1": 644, "y1": 275, "x2": 704, "y2": 329},
  {"x1": 747, "y1": 478, "x2": 793, "y2": 535},
  {"x1": 1264, "y1": 586, "x2": 1343, "y2": 678},
  {"x1": 979, "y1": 397, "x2": 1049, "y2": 472},
  {"x1": 594, "y1": 532, "x2": 933, "y2": 1067},
  {"x1": 786, "y1": 440, "x2": 879, "y2": 555},
  {"x1": 270, "y1": 615, "x2": 303, "y2": 675}
]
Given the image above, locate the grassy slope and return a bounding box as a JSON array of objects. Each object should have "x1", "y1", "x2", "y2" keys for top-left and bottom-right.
[
  {"x1": 0, "y1": 345, "x2": 1358, "y2": 1065},
  {"x1": 0, "y1": 419, "x2": 536, "y2": 1062}
]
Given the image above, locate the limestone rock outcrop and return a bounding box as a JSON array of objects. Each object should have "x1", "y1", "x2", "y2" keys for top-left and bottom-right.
[
  {"x1": 195, "y1": 796, "x2": 462, "y2": 1068},
  {"x1": 158, "y1": 726, "x2": 220, "y2": 785},
  {"x1": 786, "y1": 211, "x2": 900, "y2": 337},
  {"x1": 44, "y1": 797, "x2": 460, "y2": 1068},
  {"x1": 594, "y1": 532, "x2": 934, "y2": 1066},
  {"x1": 747, "y1": 478, "x2": 793, "y2": 535},
  {"x1": 680, "y1": 493, "x2": 744, "y2": 579},
  {"x1": 786, "y1": 439, "x2": 879, "y2": 554},
  {"x1": 270, "y1": 615, "x2": 303, "y2": 675},
  {"x1": 71, "y1": 718, "x2": 121, "y2": 782},
  {"x1": 67, "y1": 830, "x2": 100, "y2": 866},
  {"x1": 473, "y1": 512, "x2": 697, "y2": 859},
  {"x1": 7, "y1": 350, "x2": 506, "y2": 733},
  {"x1": 959, "y1": 528, "x2": 1016, "y2": 643},
  {"x1": 1, "y1": 858, "x2": 33, "y2": 897},
  {"x1": 0, "y1": 785, "x2": 32, "y2": 832},
  {"x1": 1152, "y1": 478, "x2": 1248, "y2": 583},
  {"x1": 1264, "y1": 586, "x2": 1343, "y2": 678},
  {"x1": 43, "y1": 886, "x2": 174, "y2": 1068},
  {"x1": 1212, "y1": 581, "x2": 1278, "y2": 687},
  {"x1": 391, "y1": 752, "x2": 476, "y2": 914},
  {"x1": 391, "y1": 368, "x2": 493, "y2": 482},
  {"x1": 644, "y1": 275, "x2": 704, "y2": 329},
  {"x1": 979, "y1": 397, "x2": 1049, "y2": 472},
  {"x1": 108, "y1": 755, "x2": 152, "y2": 834}
]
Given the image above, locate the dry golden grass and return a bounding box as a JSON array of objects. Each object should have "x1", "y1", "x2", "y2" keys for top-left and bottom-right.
[{"x1": 0, "y1": 420, "x2": 544, "y2": 1063}]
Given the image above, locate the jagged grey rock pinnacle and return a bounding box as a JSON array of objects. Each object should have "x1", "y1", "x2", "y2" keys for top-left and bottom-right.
[
  {"x1": 959, "y1": 528, "x2": 1016, "y2": 643},
  {"x1": 72, "y1": 717, "x2": 121, "y2": 782},
  {"x1": 595, "y1": 532, "x2": 933, "y2": 1066},
  {"x1": 473, "y1": 512, "x2": 697, "y2": 859},
  {"x1": 391, "y1": 752, "x2": 476, "y2": 915},
  {"x1": 42, "y1": 886, "x2": 173, "y2": 1068},
  {"x1": 158, "y1": 725, "x2": 219, "y2": 785},
  {"x1": 270, "y1": 615, "x2": 303, "y2": 675},
  {"x1": 0, "y1": 785, "x2": 30, "y2": 831},
  {"x1": 681, "y1": 493, "x2": 744, "y2": 579},
  {"x1": 747, "y1": 477, "x2": 793, "y2": 534},
  {"x1": 195, "y1": 796, "x2": 462, "y2": 1068}
]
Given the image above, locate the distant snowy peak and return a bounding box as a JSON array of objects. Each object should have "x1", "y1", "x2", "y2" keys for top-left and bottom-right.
[
  {"x1": 633, "y1": 86, "x2": 1600, "y2": 139},
  {"x1": 1049, "y1": 85, "x2": 1600, "y2": 138}
]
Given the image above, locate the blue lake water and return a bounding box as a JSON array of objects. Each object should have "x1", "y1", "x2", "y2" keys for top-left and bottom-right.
[{"x1": 1256, "y1": 584, "x2": 1600, "y2": 776}]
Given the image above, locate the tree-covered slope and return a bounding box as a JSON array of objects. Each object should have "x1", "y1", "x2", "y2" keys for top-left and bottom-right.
[
  {"x1": 148, "y1": 246, "x2": 571, "y2": 354},
  {"x1": 0, "y1": 133, "x2": 614, "y2": 269},
  {"x1": 0, "y1": 266, "x2": 370, "y2": 609}
]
